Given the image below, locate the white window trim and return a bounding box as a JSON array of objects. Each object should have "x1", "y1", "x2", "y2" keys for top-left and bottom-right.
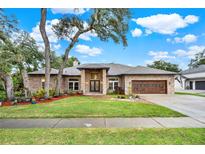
[
  {"x1": 68, "y1": 80, "x2": 79, "y2": 91},
  {"x1": 109, "y1": 79, "x2": 119, "y2": 91}
]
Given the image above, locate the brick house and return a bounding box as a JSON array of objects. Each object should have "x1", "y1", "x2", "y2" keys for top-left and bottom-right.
[{"x1": 28, "y1": 63, "x2": 176, "y2": 95}]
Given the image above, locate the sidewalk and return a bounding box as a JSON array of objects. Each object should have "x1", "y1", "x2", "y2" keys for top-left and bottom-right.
[{"x1": 1, "y1": 117, "x2": 205, "y2": 128}]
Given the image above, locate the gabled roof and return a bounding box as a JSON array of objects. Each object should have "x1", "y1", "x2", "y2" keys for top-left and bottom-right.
[
  {"x1": 181, "y1": 65, "x2": 205, "y2": 75},
  {"x1": 28, "y1": 63, "x2": 177, "y2": 76}
]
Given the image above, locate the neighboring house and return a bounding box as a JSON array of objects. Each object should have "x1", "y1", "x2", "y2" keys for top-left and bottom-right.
[
  {"x1": 28, "y1": 63, "x2": 176, "y2": 95},
  {"x1": 175, "y1": 65, "x2": 205, "y2": 90}
]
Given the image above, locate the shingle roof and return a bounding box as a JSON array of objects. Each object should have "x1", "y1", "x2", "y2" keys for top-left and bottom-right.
[
  {"x1": 181, "y1": 65, "x2": 205, "y2": 75},
  {"x1": 28, "y1": 63, "x2": 176, "y2": 76},
  {"x1": 28, "y1": 68, "x2": 59, "y2": 75},
  {"x1": 28, "y1": 67, "x2": 81, "y2": 76},
  {"x1": 122, "y1": 66, "x2": 176, "y2": 75},
  {"x1": 77, "y1": 63, "x2": 110, "y2": 69}
]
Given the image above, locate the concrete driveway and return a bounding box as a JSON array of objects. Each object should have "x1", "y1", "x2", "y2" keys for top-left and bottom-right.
[{"x1": 140, "y1": 94, "x2": 205, "y2": 123}]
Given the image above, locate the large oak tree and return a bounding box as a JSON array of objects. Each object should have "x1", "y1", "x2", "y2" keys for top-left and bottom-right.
[{"x1": 53, "y1": 9, "x2": 131, "y2": 95}]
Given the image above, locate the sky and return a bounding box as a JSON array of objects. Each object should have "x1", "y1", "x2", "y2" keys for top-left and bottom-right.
[{"x1": 4, "y1": 8, "x2": 205, "y2": 70}]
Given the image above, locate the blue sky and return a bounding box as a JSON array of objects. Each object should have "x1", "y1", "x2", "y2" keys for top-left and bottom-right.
[{"x1": 4, "y1": 8, "x2": 205, "y2": 69}]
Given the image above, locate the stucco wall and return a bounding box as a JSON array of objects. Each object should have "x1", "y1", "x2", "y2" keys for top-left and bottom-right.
[{"x1": 124, "y1": 74, "x2": 175, "y2": 95}]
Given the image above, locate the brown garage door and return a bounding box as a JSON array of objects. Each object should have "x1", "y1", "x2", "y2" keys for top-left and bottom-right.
[{"x1": 132, "y1": 80, "x2": 167, "y2": 94}]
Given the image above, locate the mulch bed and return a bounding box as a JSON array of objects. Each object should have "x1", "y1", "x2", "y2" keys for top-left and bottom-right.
[{"x1": 1, "y1": 94, "x2": 82, "y2": 107}]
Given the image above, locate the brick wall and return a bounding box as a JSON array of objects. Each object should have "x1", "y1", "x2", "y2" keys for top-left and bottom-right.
[{"x1": 28, "y1": 75, "x2": 80, "y2": 94}]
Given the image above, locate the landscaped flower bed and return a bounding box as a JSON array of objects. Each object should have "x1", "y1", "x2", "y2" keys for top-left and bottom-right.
[{"x1": 0, "y1": 94, "x2": 82, "y2": 107}]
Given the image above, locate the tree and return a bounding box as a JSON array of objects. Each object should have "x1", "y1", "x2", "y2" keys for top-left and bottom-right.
[
  {"x1": 189, "y1": 49, "x2": 205, "y2": 68},
  {"x1": 13, "y1": 31, "x2": 44, "y2": 97},
  {"x1": 147, "y1": 60, "x2": 181, "y2": 72},
  {"x1": 0, "y1": 9, "x2": 18, "y2": 100},
  {"x1": 49, "y1": 51, "x2": 80, "y2": 69},
  {"x1": 0, "y1": 43, "x2": 15, "y2": 100},
  {"x1": 53, "y1": 9, "x2": 130, "y2": 95},
  {"x1": 39, "y1": 8, "x2": 51, "y2": 98}
]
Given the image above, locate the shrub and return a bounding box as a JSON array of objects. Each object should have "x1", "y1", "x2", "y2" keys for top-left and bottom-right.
[
  {"x1": 68, "y1": 90, "x2": 75, "y2": 95},
  {"x1": 0, "y1": 90, "x2": 6, "y2": 101},
  {"x1": 33, "y1": 88, "x2": 46, "y2": 98},
  {"x1": 15, "y1": 90, "x2": 24, "y2": 97},
  {"x1": 117, "y1": 95, "x2": 128, "y2": 99},
  {"x1": 49, "y1": 89, "x2": 55, "y2": 97},
  {"x1": 134, "y1": 94, "x2": 140, "y2": 98}
]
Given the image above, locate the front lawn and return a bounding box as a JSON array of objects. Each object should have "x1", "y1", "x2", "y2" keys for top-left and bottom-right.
[
  {"x1": 0, "y1": 96, "x2": 184, "y2": 118},
  {"x1": 175, "y1": 92, "x2": 205, "y2": 97},
  {"x1": 0, "y1": 128, "x2": 204, "y2": 144}
]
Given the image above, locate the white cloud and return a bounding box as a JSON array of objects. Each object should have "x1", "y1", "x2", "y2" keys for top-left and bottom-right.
[
  {"x1": 184, "y1": 15, "x2": 199, "y2": 24},
  {"x1": 148, "y1": 51, "x2": 175, "y2": 61},
  {"x1": 132, "y1": 13, "x2": 199, "y2": 35},
  {"x1": 51, "y1": 8, "x2": 89, "y2": 15},
  {"x1": 53, "y1": 44, "x2": 61, "y2": 50},
  {"x1": 78, "y1": 22, "x2": 97, "y2": 41},
  {"x1": 131, "y1": 28, "x2": 142, "y2": 37},
  {"x1": 174, "y1": 45, "x2": 205, "y2": 59},
  {"x1": 30, "y1": 19, "x2": 59, "y2": 44},
  {"x1": 79, "y1": 30, "x2": 97, "y2": 41},
  {"x1": 30, "y1": 19, "x2": 60, "y2": 51},
  {"x1": 75, "y1": 44, "x2": 102, "y2": 56},
  {"x1": 167, "y1": 34, "x2": 197, "y2": 44},
  {"x1": 145, "y1": 29, "x2": 152, "y2": 35},
  {"x1": 30, "y1": 19, "x2": 97, "y2": 52}
]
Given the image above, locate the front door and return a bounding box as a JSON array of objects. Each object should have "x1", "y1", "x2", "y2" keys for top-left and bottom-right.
[
  {"x1": 90, "y1": 80, "x2": 100, "y2": 92},
  {"x1": 190, "y1": 81, "x2": 193, "y2": 89}
]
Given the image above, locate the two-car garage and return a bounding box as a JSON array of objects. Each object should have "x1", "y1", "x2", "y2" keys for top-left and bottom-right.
[{"x1": 132, "y1": 80, "x2": 167, "y2": 94}]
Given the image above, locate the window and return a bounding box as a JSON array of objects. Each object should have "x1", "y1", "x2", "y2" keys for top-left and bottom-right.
[
  {"x1": 68, "y1": 79, "x2": 79, "y2": 91},
  {"x1": 108, "y1": 78, "x2": 119, "y2": 91}
]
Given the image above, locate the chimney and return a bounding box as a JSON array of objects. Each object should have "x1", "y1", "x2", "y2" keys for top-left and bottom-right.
[{"x1": 73, "y1": 59, "x2": 79, "y2": 66}]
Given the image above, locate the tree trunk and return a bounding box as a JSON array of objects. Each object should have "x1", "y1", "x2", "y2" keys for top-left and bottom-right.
[
  {"x1": 0, "y1": 71, "x2": 14, "y2": 101},
  {"x1": 55, "y1": 37, "x2": 79, "y2": 96},
  {"x1": 54, "y1": 26, "x2": 93, "y2": 96},
  {"x1": 0, "y1": 74, "x2": 14, "y2": 101},
  {"x1": 4, "y1": 74, "x2": 14, "y2": 101},
  {"x1": 39, "y1": 8, "x2": 51, "y2": 98},
  {"x1": 55, "y1": 64, "x2": 64, "y2": 96},
  {"x1": 21, "y1": 68, "x2": 31, "y2": 97}
]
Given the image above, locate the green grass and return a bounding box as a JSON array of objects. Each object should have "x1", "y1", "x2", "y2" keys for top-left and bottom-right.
[
  {"x1": 0, "y1": 96, "x2": 184, "y2": 118},
  {"x1": 0, "y1": 128, "x2": 204, "y2": 144},
  {"x1": 175, "y1": 92, "x2": 205, "y2": 97}
]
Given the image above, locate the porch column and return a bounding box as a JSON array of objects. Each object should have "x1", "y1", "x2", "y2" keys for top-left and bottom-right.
[
  {"x1": 80, "y1": 70, "x2": 86, "y2": 94},
  {"x1": 102, "y1": 69, "x2": 107, "y2": 95}
]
